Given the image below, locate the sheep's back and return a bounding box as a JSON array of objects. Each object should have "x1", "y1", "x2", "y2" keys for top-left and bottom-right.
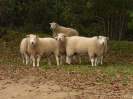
[
  {"x1": 56, "y1": 26, "x2": 79, "y2": 36},
  {"x1": 38, "y1": 38, "x2": 58, "y2": 53},
  {"x1": 66, "y1": 36, "x2": 89, "y2": 53}
]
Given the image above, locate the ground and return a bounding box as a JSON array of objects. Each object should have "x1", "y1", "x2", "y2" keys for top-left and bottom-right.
[
  {"x1": 0, "y1": 75, "x2": 81, "y2": 99},
  {"x1": 0, "y1": 64, "x2": 132, "y2": 99},
  {"x1": 0, "y1": 40, "x2": 133, "y2": 99}
]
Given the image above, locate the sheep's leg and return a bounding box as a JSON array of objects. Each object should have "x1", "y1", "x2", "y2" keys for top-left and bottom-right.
[
  {"x1": 66, "y1": 48, "x2": 73, "y2": 64},
  {"x1": 55, "y1": 55, "x2": 59, "y2": 66},
  {"x1": 29, "y1": 56, "x2": 32, "y2": 64},
  {"x1": 60, "y1": 55, "x2": 63, "y2": 65},
  {"x1": 31, "y1": 55, "x2": 36, "y2": 67},
  {"x1": 66, "y1": 56, "x2": 69, "y2": 64},
  {"x1": 25, "y1": 54, "x2": 29, "y2": 65},
  {"x1": 66, "y1": 56, "x2": 71, "y2": 64},
  {"x1": 96, "y1": 56, "x2": 100, "y2": 65},
  {"x1": 25, "y1": 55, "x2": 28, "y2": 65},
  {"x1": 37, "y1": 55, "x2": 41, "y2": 67},
  {"x1": 89, "y1": 53, "x2": 95, "y2": 66},
  {"x1": 90, "y1": 58, "x2": 95, "y2": 66},
  {"x1": 94, "y1": 57, "x2": 98, "y2": 66},
  {"x1": 89, "y1": 55, "x2": 95, "y2": 66},
  {"x1": 23, "y1": 53, "x2": 29, "y2": 65},
  {"x1": 100, "y1": 56, "x2": 103, "y2": 65}
]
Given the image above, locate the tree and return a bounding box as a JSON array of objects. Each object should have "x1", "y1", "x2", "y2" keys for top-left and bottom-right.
[
  {"x1": 89, "y1": 0, "x2": 133, "y2": 40},
  {"x1": 0, "y1": 0, "x2": 133, "y2": 40}
]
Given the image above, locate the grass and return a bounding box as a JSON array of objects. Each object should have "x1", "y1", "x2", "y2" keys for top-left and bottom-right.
[
  {"x1": 38, "y1": 63, "x2": 133, "y2": 85},
  {"x1": 55, "y1": 64, "x2": 133, "y2": 77},
  {"x1": 109, "y1": 41, "x2": 133, "y2": 53},
  {"x1": 1, "y1": 52, "x2": 132, "y2": 77},
  {"x1": 1, "y1": 54, "x2": 132, "y2": 85}
]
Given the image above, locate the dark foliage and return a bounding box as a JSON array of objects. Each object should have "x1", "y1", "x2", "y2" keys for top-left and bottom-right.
[{"x1": 0, "y1": 0, "x2": 133, "y2": 40}]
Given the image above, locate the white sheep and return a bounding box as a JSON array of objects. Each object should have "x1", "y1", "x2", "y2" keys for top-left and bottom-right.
[
  {"x1": 20, "y1": 37, "x2": 29, "y2": 65},
  {"x1": 66, "y1": 36, "x2": 98, "y2": 66},
  {"x1": 56, "y1": 34, "x2": 107, "y2": 66},
  {"x1": 96, "y1": 36, "x2": 109, "y2": 65},
  {"x1": 20, "y1": 37, "x2": 52, "y2": 66},
  {"x1": 50, "y1": 22, "x2": 79, "y2": 37},
  {"x1": 26, "y1": 34, "x2": 59, "y2": 67},
  {"x1": 55, "y1": 33, "x2": 67, "y2": 65},
  {"x1": 98, "y1": 36, "x2": 109, "y2": 54},
  {"x1": 55, "y1": 33, "x2": 81, "y2": 65}
]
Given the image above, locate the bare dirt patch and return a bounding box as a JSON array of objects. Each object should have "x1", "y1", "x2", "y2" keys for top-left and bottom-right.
[
  {"x1": 0, "y1": 65, "x2": 132, "y2": 99},
  {"x1": 0, "y1": 66, "x2": 81, "y2": 99},
  {"x1": 0, "y1": 79, "x2": 82, "y2": 99}
]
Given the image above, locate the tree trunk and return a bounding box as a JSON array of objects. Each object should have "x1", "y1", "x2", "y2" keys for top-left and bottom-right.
[{"x1": 96, "y1": 11, "x2": 128, "y2": 40}]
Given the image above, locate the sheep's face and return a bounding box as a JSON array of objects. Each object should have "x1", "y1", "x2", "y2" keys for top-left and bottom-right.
[
  {"x1": 50, "y1": 22, "x2": 57, "y2": 30},
  {"x1": 98, "y1": 36, "x2": 109, "y2": 45},
  {"x1": 27, "y1": 34, "x2": 38, "y2": 47},
  {"x1": 57, "y1": 33, "x2": 66, "y2": 42}
]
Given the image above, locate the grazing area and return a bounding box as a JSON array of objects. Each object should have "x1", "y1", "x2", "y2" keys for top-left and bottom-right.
[
  {"x1": 0, "y1": 35, "x2": 133, "y2": 99},
  {"x1": 0, "y1": 0, "x2": 133, "y2": 98}
]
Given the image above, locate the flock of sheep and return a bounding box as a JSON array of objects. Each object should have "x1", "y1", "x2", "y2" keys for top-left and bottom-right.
[{"x1": 20, "y1": 22, "x2": 109, "y2": 67}]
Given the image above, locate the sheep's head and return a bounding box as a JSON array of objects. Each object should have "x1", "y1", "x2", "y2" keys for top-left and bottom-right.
[
  {"x1": 56, "y1": 33, "x2": 66, "y2": 42},
  {"x1": 98, "y1": 36, "x2": 109, "y2": 45},
  {"x1": 99, "y1": 36, "x2": 109, "y2": 41},
  {"x1": 27, "y1": 34, "x2": 39, "y2": 48},
  {"x1": 49, "y1": 22, "x2": 58, "y2": 30}
]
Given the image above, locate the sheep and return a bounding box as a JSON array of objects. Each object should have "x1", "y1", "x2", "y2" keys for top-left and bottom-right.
[
  {"x1": 96, "y1": 36, "x2": 109, "y2": 65},
  {"x1": 49, "y1": 22, "x2": 79, "y2": 37},
  {"x1": 20, "y1": 37, "x2": 29, "y2": 65},
  {"x1": 26, "y1": 34, "x2": 59, "y2": 67},
  {"x1": 66, "y1": 36, "x2": 98, "y2": 66},
  {"x1": 55, "y1": 33, "x2": 67, "y2": 65},
  {"x1": 20, "y1": 37, "x2": 52, "y2": 66},
  {"x1": 56, "y1": 34, "x2": 107, "y2": 66},
  {"x1": 55, "y1": 33, "x2": 86, "y2": 65},
  {"x1": 55, "y1": 33, "x2": 82, "y2": 65},
  {"x1": 98, "y1": 36, "x2": 109, "y2": 54}
]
